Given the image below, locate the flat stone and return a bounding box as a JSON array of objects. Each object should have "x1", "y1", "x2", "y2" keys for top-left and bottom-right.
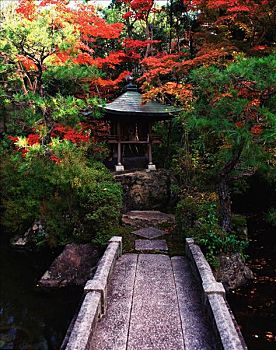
[
  {"x1": 127, "y1": 254, "x2": 185, "y2": 350},
  {"x1": 89, "y1": 254, "x2": 138, "y2": 350},
  {"x1": 122, "y1": 210, "x2": 175, "y2": 229},
  {"x1": 135, "y1": 239, "x2": 168, "y2": 252},
  {"x1": 171, "y1": 256, "x2": 216, "y2": 350},
  {"x1": 38, "y1": 243, "x2": 99, "y2": 288},
  {"x1": 203, "y1": 281, "x2": 225, "y2": 296},
  {"x1": 132, "y1": 227, "x2": 165, "y2": 239}
]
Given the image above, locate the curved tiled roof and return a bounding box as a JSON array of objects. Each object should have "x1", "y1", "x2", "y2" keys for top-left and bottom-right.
[{"x1": 103, "y1": 87, "x2": 182, "y2": 118}]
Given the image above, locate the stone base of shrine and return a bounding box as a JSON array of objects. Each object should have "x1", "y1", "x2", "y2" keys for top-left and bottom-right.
[
  {"x1": 147, "y1": 164, "x2": 156, "y2": 171},
  {"x1": 115, "y1": 165, "x2": 125, "y2": 172},
  {"x1": 114, "y1": 169, "x2": 177, "y2": 212}
]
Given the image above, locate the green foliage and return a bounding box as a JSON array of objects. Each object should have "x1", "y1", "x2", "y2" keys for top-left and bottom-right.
[
  {"x1": 152, "y1": 118, "x2": 184, "y2": 169},
  {"x1": 43, "y1": 64, "x2": 102, "y2": 96},
  {"x1": 4, "y1": 91, "x2": 102, "y2": 134},
  {"x1": 266, "y1": 208, "x2": 276, "y2": 227},
  {"x1": 0, "y1": 3, "x2": 104, "y2": 135},
  {"x1": 173, "y1": 55, "x2": 276, "y2": 232},
  {"x1": 231, "y1": 214, "x2": 248, "y2": 240},
  {"x1": 0, "y1": 148, "x2": 122, "y2": 247},
  {"x1": 0, "y1": 7, "x2": 78, "y2": 62},
  {"x1": 176, "y1": 194, "x2": 247, "y2": 266}
]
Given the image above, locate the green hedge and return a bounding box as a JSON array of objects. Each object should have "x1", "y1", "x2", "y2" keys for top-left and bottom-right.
[{"x1": 0, "y1": 147, "x2": 122, "y2": 247}]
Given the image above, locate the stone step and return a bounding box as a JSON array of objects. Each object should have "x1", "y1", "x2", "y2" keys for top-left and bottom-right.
[
  {"x1": 122, "y1": 210, "x2": 175, "y2": 229},
  {"x1": 132, "y1": 227, "x2": 166, "y2": 239},
  {"x1": 135, "y1": 239, "x2": 168, "y2": 252}
]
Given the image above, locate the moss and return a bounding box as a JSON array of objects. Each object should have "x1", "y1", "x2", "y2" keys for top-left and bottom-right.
[
  {"x1": 108, "y1": 224, "x2": 185, "y2": 257},
  {"x1": 166, "y1": 228, "x2": 186, "y2": 257},
  {"x1": 110, "y1": 226, "x2": 135, "y2": 253}
]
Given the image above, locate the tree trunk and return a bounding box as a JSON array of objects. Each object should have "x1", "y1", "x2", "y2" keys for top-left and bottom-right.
[
  {"x1": 169, "y1": 0, "x2": 173, "y2": 53},
  {"x1": 217, "y1": 141, "x2": 245, "y2": 232},
  {"x1": 217, "y1": 176, "x2": 232, "y2": 232},
  {"x1": 164, "y1": 120, "x2": 172, "y2": 167}
]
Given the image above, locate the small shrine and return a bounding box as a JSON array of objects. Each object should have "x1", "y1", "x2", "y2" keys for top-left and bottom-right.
[{"x1": 102, "y1": 83, "x2": 181, "y2": 172}]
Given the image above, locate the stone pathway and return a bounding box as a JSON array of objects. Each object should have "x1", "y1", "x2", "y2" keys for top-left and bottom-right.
[
  {"x1": 132, "y1": 227, "x2": 165, "y2": 239},
  {"x1": 133, "y1": 225, "x2": 168, "y2": 252},
  {"x1": 122, "y1": 210, "x2": 175, "y2": 229},
  {"x1": 135, "y1": 239, "x2": 168, "y2": 252},
  {"x1": 89, "y1": 254, "x2": 215, "y2": 350}
]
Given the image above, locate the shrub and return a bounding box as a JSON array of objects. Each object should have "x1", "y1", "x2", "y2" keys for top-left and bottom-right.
[
  {"x1": 0, "y1": 145, "x2": 122, "y2": 247},
  {"x1": 266, "y1": 208, "x2": 276, "y2": 226},
  {"x1": 176, "y1": 193, "x2": 247, "y2": 267}
]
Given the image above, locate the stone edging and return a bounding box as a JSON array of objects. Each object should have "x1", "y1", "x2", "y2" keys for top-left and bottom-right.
[
  {"x1": 64, "y1": 236, "x2": 122, "y2": 350},
  {"x1": 185, "y1": 238, "x2": 247, "y2": 350}
]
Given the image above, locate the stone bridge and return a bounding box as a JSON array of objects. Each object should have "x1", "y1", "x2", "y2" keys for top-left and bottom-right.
[{"x1": 62, "y1": 234, "x2": 247, "y2": 350}]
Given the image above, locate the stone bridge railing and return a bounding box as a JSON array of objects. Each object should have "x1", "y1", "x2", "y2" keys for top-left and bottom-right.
[
  {"x1": 185, "y1": 238, "x2": 247, "y2": 350},
  {"x1": 62, "y1": 236, "x2": 122, "y2": 350}
]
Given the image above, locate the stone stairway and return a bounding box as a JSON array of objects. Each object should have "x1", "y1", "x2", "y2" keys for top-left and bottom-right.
[{"x1": 132, "y1": 226, "x2": 168, "y2": 252}]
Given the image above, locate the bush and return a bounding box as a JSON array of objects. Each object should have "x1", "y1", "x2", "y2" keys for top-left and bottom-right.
[
  {"x1": 266, "y1": 208, "x2": 276, "y2": 226},
  {"x1": 0, "y1": 146, "x2": 122, "y2": 247},
  {"x1": 176, "y1": 193, "x2": 247, "y2": 267}
]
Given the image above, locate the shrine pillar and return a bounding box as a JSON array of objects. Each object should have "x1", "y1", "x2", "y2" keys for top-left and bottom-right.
[
  {"x1": 115, "y1": 120, "x2": 124, "y2": 172},
  {"x1": 147, "y1": 122, "x2": 156, "y2": 171}
]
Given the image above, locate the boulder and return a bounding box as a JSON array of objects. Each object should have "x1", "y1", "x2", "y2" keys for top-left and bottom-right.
[
  {"x1": 122, "y1": 210, "x2": 175, "y2": 229},
  {"x1": 37, "y1": 243, "x2": 99, "y2": 288},
  {"x1": 114, "y1": 170, "x2": 175, "y2": 212},
  {"x1": 11, "y1": 220, "x2": 45, "y2": 249},
  {"x1": 214, "y1": 253, "x2": 254, "y2": 292}
]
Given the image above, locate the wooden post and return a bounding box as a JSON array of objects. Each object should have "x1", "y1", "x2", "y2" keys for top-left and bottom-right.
[
  {"x1": 147, "y1": 122, "x2": 156, "y2": 170},
  {"x1": 116, "y1": 120, "x2": 124, "y2": 171},
  {"x1": 148, "y1": 142, "x2": 153, "y2": 165}
]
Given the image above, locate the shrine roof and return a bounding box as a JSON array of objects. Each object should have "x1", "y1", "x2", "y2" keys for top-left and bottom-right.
[{"x1": 102, "y1": 86, "x2": 182, "y2": 118}]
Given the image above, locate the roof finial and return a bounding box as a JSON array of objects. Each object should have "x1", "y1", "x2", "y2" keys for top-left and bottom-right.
[{"x1": 125, "y1": 75, "x2": 137, "y2": 91}]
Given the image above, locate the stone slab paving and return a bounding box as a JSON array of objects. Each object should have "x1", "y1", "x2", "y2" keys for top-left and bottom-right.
[
  {"x1": 132, "y1": 227, "x2": 166, "y2": 239},
  {"x1": 127, "y1": 254, "x2": 185, "y2": 350},
  {"x1": 172, "y1": 256, "x2": 215, "y2": 350},
  {"x1": 89, "y1": 254, "x2": 217, "y2": 350},
  {"x1": 89, "y1": 254, "x2": 138, "y2": 350},
  {"x1": 122, "y1": 210, "x2": 175, "y2": 229},
  {"x1": 135, "y1": 239, "x2": 168, "y2": 252}
]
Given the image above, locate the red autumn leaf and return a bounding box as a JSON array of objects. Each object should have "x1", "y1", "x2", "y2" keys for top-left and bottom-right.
[
  {"x1": 123, "y1": 38, "x2": 161, "y2": 49},
  {"x1": 7, "y1": 135, "x2": 19, "y2": 143},
  {"x1": 27, "y1": 134, "x2": 40, "y2": 145},
  {"x1": 235, "y1": 121, "x2": 244, "y2": 128},
  {"x1": 50, "y1": 155, "x2": 61, "y2": 163},
  {"x1": 16, "y1": 0, "x2": 36, "y2": 20},
  {"x1": 17, "y1": 55, "x2": 38, "y2": 71},
  {"x1": 250, "y1": 125, "x2": 262, "y2": 135},
  {"x1": 122, "y1": 11, "x2": 133, "y2": 19}
]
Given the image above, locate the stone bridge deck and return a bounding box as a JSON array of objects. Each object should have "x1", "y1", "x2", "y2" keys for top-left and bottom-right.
[
  {"x1": 64, "y1": 237, "x2": 247, "y2": 350},
  {"x1": 90, "y1": 254, "x2": 214, "y2": 350}
]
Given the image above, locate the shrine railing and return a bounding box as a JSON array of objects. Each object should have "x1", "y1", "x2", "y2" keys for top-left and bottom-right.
[{"x1": 107, "y1": 135, "x2": 161, "y2": 144}]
